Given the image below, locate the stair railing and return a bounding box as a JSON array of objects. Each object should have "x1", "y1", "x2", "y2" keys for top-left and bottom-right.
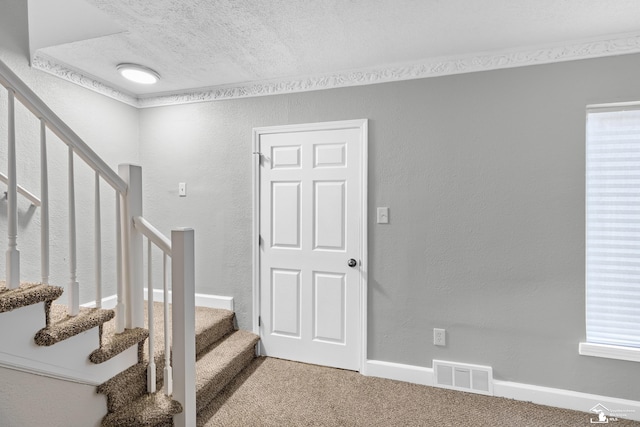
[
  {"x1": 0, "y1": 59, "x2": 127, "y2": 323},
  {"x1": 0, "y1": 172, "x2": 41, "y2": 280},
  {"x1": 133, "y1": 216, "x2": 196, "y2": 427},
  {"x1": 0, "y1": 171, "x2": 41, "y2": 207},
  {"x1": 0, "y1": 59, "x2": 196, "y2": 426}
]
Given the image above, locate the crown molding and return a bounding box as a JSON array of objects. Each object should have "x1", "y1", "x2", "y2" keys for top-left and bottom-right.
[
  {"x1": 33, "y1": 32, "x2": 640, "y2": 109},
  {"x1": 32, "y1": 53, "x2": 138, "y2": 107}
]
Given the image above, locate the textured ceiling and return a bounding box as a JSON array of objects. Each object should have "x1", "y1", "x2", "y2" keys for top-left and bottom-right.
[{"x1": 32, "y1": 0, "x2": 640, "y2": 99}]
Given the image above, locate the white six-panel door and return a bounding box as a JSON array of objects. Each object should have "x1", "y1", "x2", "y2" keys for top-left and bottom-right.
[{"x1": 254, "y1": 120, "x2": 366, "y2": 371}]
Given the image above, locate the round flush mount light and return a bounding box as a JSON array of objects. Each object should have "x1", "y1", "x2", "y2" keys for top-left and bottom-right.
[{"x1": 117, "y1": 63, "x2": 160, "y2": 84}]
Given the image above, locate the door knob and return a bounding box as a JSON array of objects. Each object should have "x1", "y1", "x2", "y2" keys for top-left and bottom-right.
[{"x1": 348, "y1": 258, "x2": 358, "y2": 268}]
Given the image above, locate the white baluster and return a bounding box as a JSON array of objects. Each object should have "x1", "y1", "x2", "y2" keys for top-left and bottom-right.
[
  {"x1": 68, "y1": 147, "x2": 79, "y2": 316},
  {"x1": 163, "y1": 252, "x2": 172, "y2": 396},
  {"x1": 172, "y1": 228, "x2": 195, "y2": 427},
  {"x1": 95, "y1": 171, "x2": 102, "y2": 308},
  {"x1": 115, "y1": 193, "x2": 125, "y2": 333},
  {"x1": 40, "y1": 119, "x2": 49, "y2": 284},
  {"x1": 6, "y1": 89, "x2": 19, "y2": 289},
  {"x1": 147, "y1": 239, "x2": 156, "y2": 393}
]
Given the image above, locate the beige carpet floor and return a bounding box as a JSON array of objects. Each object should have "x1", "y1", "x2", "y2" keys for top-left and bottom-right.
[{"x1": 198, "y1": 357, "x2": 640, "y2": 427}]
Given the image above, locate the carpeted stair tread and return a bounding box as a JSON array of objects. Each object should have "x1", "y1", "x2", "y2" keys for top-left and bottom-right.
[
  {"x1": 194, "y1": 306, "x2": 235, "y2": 355},
  {"x1": 142, "y1": 304, "x2": 236, "y2": 365},
  {"x1": 34, "y1": 303, "x2": 115, "y2": 346},
  {"x1": 99, "y1": 306, "x2": 238, "y2": 413},
  {"x1": 195, "y1": 329, "x2": 259, "y2": 413},
  {"x1": 98, "y1": 363, "x2": 150, "y2": 413},
  {"x1": 101, "y1": 392, "x2": 182, "y2": 427},
  {"x1": 102, "y1": 329, "x2": 258, "y2": 417},
  {"x1": 0, "y1": 281, "x2": 63, "y2": 313},
  {"x1": 90, "y1": 327, "x2": 149, "y2": 364},
  {"x1": 145, "y1": 303, "x2": 235, "y2": 358}
]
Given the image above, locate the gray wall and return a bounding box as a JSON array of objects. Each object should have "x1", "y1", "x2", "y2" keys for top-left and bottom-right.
[
  {"x1": 2, "y1": 0, "x2": 638, "y2": 403},
  {"x1": 140, "y1": 53, "x2": 640, "y2": 401},
  {"x1": 0, "y1": 0, "x2": 140, "y2": 301}
]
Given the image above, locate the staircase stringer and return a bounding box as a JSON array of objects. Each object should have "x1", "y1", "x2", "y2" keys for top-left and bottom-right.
[{"x1": 0, "y1": 302, "x2": 138, "y2": 385}]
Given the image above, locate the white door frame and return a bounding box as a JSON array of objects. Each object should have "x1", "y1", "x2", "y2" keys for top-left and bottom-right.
[{"x1": 252, "y1": 119, "x2": 368, "y2": 372}]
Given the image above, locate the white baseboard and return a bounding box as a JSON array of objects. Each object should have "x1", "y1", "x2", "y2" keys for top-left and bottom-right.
[
  {"x1": 363, "y1": 359, "x2": 433, "y2": 386},
  {"x1": 81, "y1": 295, "x2": 118, "y2": 309},
  {"x1": 493, "y1": 380, "x2": 640, "y2": 422},
  {"x1": 144, "y1": 289, "x2": 234, "y2": 311},
  {"x1": 83, "y1": 292, "x2": 234, "y2": 311},
  {"x1": 363, "y1": 359, "x2": 640, "y2": 421}
]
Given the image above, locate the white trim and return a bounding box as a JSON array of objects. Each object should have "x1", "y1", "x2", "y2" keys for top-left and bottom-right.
[
  {"x1": 31, "y1": 32, "x2": 640, "y2": 108},
  {"x1": 364, "y1": 359, "x2": 640, "y2": 421},
  {"x1": 0, "y1": 347, "x2": 137, "y2": 386},
  {"x1": 579, "y1": 342, "x2": 640, "y2": 363},
  {"x1": 252, "y1": 119, "x2": 368, "y2": 371},
  {"x1": 82, "y1": 291, "x2": 234, "y2": 311},
  {"x1": 144, "y1": 289, "x2": 234, "y2": 311},
  {"x1": 81, "y1": 294, "x2": 118, "y2": 309},
  {"x1": 359, "y1": 120, "x2": 368, "y2": 374},
  {"x1": 493, "y1": 381, "x2": 640, "y2": 422},
  {"x1": 251, "y1": 128, "x2": 260, "y2": 336},
  {"x1": 587, "y1": 100, "x2": 640, "y2": 110},
  {"x1": 363, "y1": 360, "x2": 433, "y2": 386}
]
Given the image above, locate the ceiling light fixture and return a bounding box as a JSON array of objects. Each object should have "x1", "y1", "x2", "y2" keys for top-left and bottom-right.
[{"x1": 117, "y1": 63, "x2": 160, "y2": 84}]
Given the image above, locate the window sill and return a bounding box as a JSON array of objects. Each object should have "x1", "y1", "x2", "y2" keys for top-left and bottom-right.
[{"x1": 579, "y1": 342, "x2": 640, "y2": 363}]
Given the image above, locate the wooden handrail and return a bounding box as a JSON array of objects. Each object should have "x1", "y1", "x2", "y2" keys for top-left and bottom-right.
[
  {"x1": 133, "y1": 216, "x2": 172, "y2": 255},
  {"x1": 0, "y1": 171, "x2": 41, "y2": 206},
  {"x1": 0, "y1": 59, "x2": 127, "y2": 194}
]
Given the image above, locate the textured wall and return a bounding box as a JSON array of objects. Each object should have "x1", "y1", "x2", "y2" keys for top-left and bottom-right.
[
  {"x1": 0, "y1": 3, "x2": 138, "y2": 422},
  {"x1": 140, "y1": 53, "x2": 640, "y2": 401},
  {"x1": 0, "y1": 0, "x2": 140, "y2": 302}
]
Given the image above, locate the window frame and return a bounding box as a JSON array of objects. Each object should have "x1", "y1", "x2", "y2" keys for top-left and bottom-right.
[{"x1": 581, "y1": 101, "x2": 640, "y2": 363}]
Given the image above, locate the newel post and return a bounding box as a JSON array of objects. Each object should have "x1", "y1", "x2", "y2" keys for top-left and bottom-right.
[
  {"x1": 6, "y1": 89, "x2": 19, "y2": 289},
  {"x1": 172, "y1": 228, "x2": 195, "y2": 427},
  {"x1": 118, "y1": 164, "x2": 144, "y2": 328}
]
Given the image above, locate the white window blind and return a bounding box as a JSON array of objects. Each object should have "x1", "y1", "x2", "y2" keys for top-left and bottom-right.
[{"x1": 586, "y1": 108, "x2": 640, "y2": 349}]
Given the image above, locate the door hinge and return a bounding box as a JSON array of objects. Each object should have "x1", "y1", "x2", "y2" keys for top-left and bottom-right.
[{"x1": 258, "y1": 316, "x2": 261, "y2": 327}]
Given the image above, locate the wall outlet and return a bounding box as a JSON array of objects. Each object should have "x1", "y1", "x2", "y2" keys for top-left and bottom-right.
[
  {"x1": 178, "y1": 182, "x2": 187, "y2": 197},
  {"x1": 434, "y1": 328, "x2": 446, "y2": 346}
]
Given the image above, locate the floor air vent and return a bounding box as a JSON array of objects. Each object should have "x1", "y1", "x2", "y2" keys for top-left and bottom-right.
[{"x1": 433, "y1": 360, "x2": 493, "y2": 396}]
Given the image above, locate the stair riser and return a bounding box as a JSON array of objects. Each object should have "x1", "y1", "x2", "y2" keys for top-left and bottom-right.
[
  {"x1": 196, "y1": 340, "x2": 258, "y2": 413},
  {"x1": 99, "y1": 358, "x2": 171, "y2": 413},
  {"x1": 196, "y1": 315, "x2": 235, "y2": 356}
]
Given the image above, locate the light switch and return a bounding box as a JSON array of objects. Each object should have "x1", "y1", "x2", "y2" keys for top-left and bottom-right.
[
  {"x1": 377, "y1": 207, "x2": 389, "y2": 224},
  {"x1": 178, "y1": 182, "x2": 187, "y2": 197}
]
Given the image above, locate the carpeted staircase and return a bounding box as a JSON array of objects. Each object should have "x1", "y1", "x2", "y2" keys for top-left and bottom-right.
[{"x1": 0, "y1": 282, "x2": 259, "y2": 426}]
